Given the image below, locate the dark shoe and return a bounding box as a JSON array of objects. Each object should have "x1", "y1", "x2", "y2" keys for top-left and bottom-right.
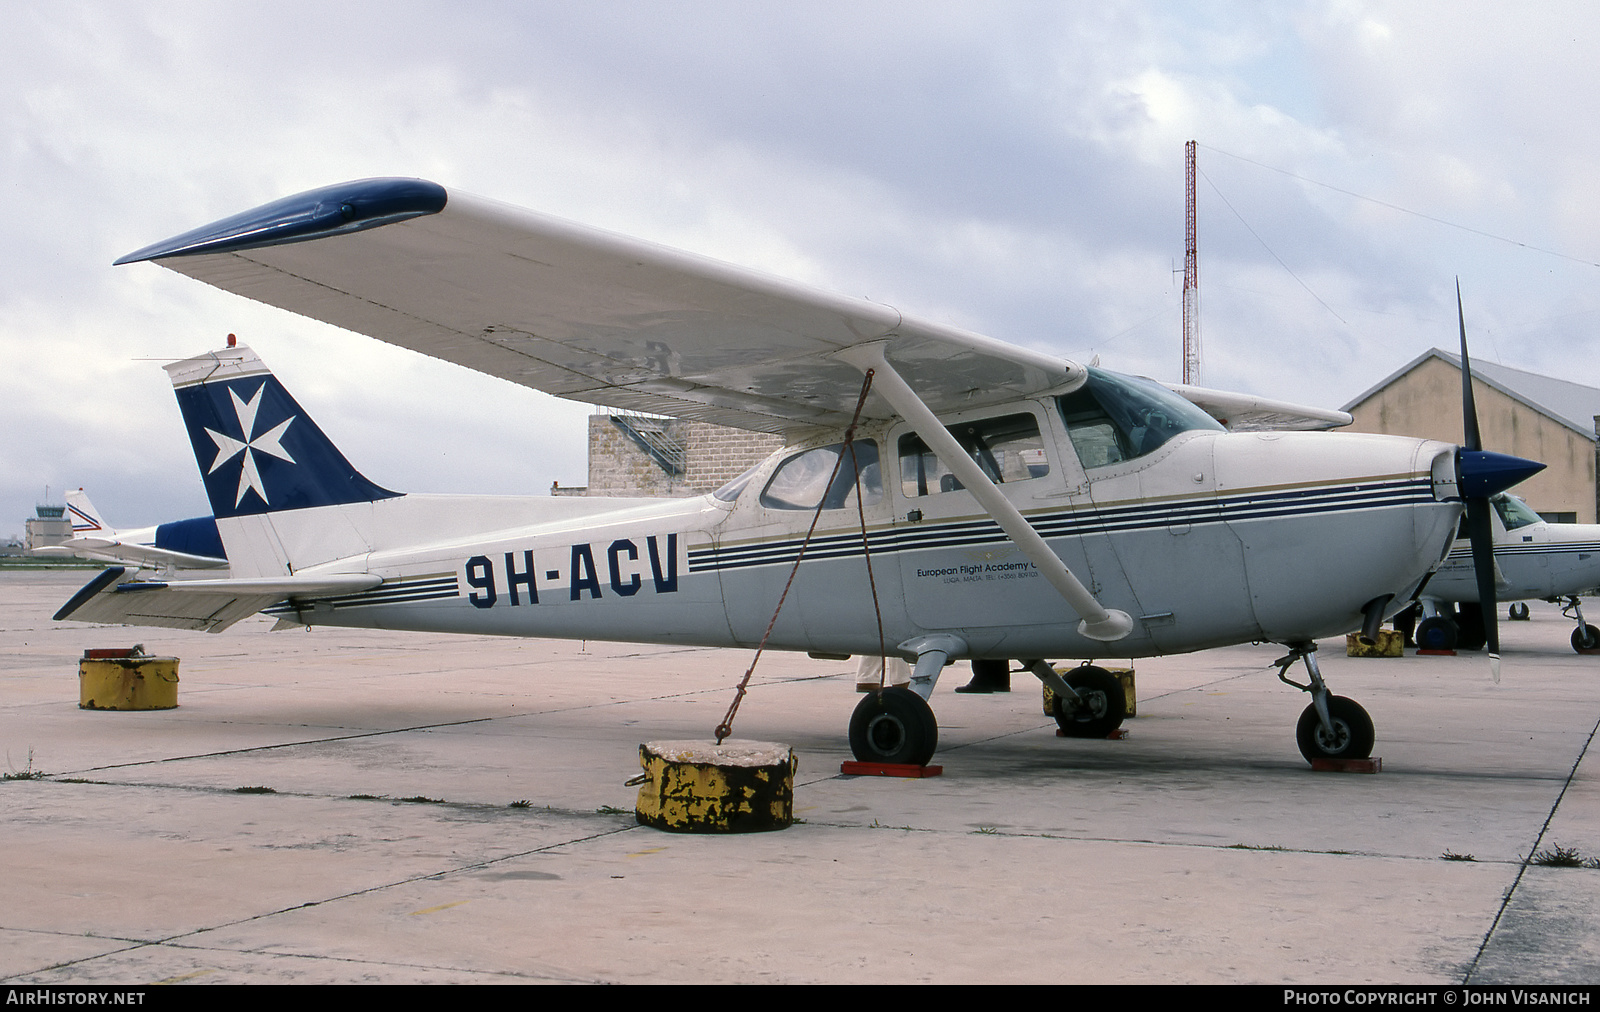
[{"x1": 955, "y1": 659, "x2": 1010, "y2": 693}]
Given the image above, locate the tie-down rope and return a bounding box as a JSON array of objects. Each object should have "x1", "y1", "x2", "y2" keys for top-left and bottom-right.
[{"x1": 714, "y1": 369, "x2": 885, "y2": 742}]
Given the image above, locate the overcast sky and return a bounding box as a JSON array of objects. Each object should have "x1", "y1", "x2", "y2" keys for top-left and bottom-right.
[{"x1": 5, "y1": 1, "x2": 1600, "y2": 536}]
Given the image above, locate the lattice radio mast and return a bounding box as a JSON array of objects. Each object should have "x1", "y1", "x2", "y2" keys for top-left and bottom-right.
[{"x1": 1183, "y1": 139, "x2": 1201, "y2": 385}]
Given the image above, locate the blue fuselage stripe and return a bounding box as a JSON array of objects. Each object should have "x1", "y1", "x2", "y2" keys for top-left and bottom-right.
[{"x1": 692, "y1": 478, "x2": 1433, "y2": 573}]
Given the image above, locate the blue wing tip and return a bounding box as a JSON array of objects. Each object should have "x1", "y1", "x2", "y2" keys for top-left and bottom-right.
[
  {"x1": 115, "y1": 177, "x2": 448, "y2": 265},
  {"x1": 53, "y1": 566, "x2": 127, "y2": 621}
]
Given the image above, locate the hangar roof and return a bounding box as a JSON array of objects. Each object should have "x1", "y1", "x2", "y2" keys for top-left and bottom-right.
[{"x1": 1342, "y1": 348, "x2": 1600, "y2": 440}]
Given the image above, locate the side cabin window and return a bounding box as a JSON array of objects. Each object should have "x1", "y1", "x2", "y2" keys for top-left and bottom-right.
[
  {"x1": 1057, "y1": 368, "x2": 1223, "y2": 470},
  {"x1": 759, "y1": 440, "x2": 882, "y2": 511},
  {"x1": 898, "y1": 413, "x2": 1049, "y2": 497}
]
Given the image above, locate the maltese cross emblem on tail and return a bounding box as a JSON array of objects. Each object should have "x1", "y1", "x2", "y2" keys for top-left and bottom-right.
[{"x1": 205, "y1": 382, "x2": 296, "y2": 507}]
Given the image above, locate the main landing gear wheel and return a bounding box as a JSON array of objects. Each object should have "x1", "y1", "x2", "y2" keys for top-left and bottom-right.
[
  {"x1": 1415, "y1": 616, "x2": 1458, "y2": 651},
  {"x1": 1508, "y1": 602, "x2": 1531, "y2": 621},
  {"x1": 1052, "y1": 665, "x2": 1127, "y2": 738},
  {"x1": 849, "y1": 686, "x2": 938, "y2": 766},
  {"x1": 1295, "y1": 696, "x2": 1375, "y2": 762},
  {"x1": 1573, "y1": 624, "x2": 1600, "y2": 653}
]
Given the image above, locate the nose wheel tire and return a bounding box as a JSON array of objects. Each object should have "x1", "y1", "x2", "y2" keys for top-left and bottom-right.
[
  {"x1": 849, "y1": 686, "x2": 938, "y2": 766},
  {"x1": 1415, "y1": 616, "x2": 1458, "y2": 651},
  {"x1": 1295, "y1": 695, "x2": 1375, "y2": 763},
  {"x1": 1572, "y1": 624, "x2": 1600, "y2": 653},
  {"x1": 1052, "y1": 665, "x2": 1127, "y2": 738},
  {"x1": 1508, "y1": 602, "x2": 1530, "y2": 621}
]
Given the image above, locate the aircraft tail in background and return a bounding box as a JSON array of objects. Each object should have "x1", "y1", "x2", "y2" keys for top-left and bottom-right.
[
  {"x1": 33, "y1": 488, "x2": 228, "y2": 571},
  {"x1": 64, "y1": 489, "x2": 108, "y2": 535}
]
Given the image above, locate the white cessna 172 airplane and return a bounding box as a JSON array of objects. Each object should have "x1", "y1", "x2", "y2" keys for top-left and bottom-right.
[
  {"x1": 32, "y1": 489, "x2": 228, "y2": 572},
  {"x1": 1409, "y1": 491, "x2": 1600, "y2": 654},
  {"x1": 56, "y1": 178, "x2": 1544, "y2": 767}
]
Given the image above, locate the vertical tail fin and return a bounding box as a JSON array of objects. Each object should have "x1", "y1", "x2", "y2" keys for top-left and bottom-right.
[
  {"x1": 165, "y1": 345, "x2": 400, "y2": 575},
  {"x1": 165, "y1": 346, "x2": 399, "y2": 520},
  {"x1": 64, "y1": 489, "x2": 107, "y2": 536}
]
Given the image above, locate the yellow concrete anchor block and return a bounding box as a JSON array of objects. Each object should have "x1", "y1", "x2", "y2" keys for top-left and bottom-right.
[
  {"x1": 634, "y1": 740, "x2": 796, "y2": 833},
  {"x1": 78, "y1": 648, "x2": 179, "y2": 710},
  {"x1": 1042, "y1": 665, "x2": 1137, "y2": 717},
  {"x1": 1345, "y1": 630, "x2": 1404, "y2": 658}
]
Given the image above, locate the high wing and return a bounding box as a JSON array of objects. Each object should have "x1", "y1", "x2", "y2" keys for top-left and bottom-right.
[
  {"x1": 117, "y1": 178, "x2": 1086, "y2": 434},
  {"x1": 54, "y1": 568, "x2": 381, "y2": 633}
]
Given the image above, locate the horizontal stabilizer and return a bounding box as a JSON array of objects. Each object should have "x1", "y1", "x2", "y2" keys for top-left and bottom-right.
[
  {"x1": 32, "y1": 541, "x2": 229, "y2": 571},
  {"x1": 55, "y1": 568, "x2": 380, "y2": 633}
]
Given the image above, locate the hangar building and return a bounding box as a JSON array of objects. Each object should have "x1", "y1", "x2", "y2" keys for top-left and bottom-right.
[{"x1": 1341, "y1": 349, "x2": 1600, "y2": 524}]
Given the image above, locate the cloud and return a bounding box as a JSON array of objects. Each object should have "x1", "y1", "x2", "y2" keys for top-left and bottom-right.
[{"x1": 5, "y1": 1, "x2": 1600, "y2": 535}]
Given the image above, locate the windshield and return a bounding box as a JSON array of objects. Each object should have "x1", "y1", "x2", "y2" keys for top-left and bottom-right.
[
  {"x1": 1057, "y1": 368, "x2": 1223, "y2": 469},
  {"x1": 1492, "y1": 493, "x2": 1544, "y2": 531}
]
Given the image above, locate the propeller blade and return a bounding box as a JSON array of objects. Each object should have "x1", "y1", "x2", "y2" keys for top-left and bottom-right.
[
  {"x1": 1454, "y1": 282, "x2": 1539, "y2": 682},
  {"x1": 1465, "y1": 495, "x2": 1501, "y2": 680},
  {"x1": 1458, "y1": 279, "x2": 1482, "y2": 453}
]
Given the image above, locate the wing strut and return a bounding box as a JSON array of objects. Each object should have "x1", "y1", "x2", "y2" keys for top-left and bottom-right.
[{"x1": 835, "y1": 343, "x2": 1134, "y2": 642}]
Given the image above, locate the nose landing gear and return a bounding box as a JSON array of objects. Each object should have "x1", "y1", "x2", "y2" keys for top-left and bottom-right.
[
  {"x1": 1274, "y1": 644, "x2": 1375, "y2": 764},
  {"x1": 1557, "y1": 596, "x2": 1600, "y2": 653}
]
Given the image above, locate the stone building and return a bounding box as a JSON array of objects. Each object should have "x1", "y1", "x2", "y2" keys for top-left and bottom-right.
[
  {"x1": 1341, "y1": 349, "x2": 1600, "y2": 523},
  {"x1": 553, "y1": 413, "x2": 785, "y2": 498}
]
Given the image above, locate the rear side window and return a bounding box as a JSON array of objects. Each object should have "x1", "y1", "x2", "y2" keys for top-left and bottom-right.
[{"x1": 760, "y1": 440, "x2": 881, "y2": 511}]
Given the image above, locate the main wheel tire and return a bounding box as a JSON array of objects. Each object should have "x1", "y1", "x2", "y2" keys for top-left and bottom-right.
[
  {"x1": 1508, "y1": 602, "x2": 1531, "y2": 621},
  {"x1": 849, "y1": 686, "x2": 938, "y2": 766},
  {"x1": 1572, "y1": 624, "x2": 1600, "y2": 653},
  {"x1": 1296, "y1": 696, "x2": 1375, "y2": 763},
  {"x1": 1415, "y1": 616, "x2": 1458, "y2": 651},
  {"x1": 1052, "y1": 665, "x2": 1127, "y2": 738}
]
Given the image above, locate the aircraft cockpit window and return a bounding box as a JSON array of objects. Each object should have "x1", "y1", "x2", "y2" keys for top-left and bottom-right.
[
  {"x1": 1492, "y1": 493, "x2": 1544, "y2": 531},
  {"x1": 1057, "y1": 368, "x2": 1223, "y2": 470},
  {"x1": 712, "y1": 460, "x2": 765, "y2": 502},
  {"x1": 897, "y1": 413, "x2": 1048, "y2": 497},
  {"x1": 759, "y1": 440, "x2": 882, "y2": 511}
]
